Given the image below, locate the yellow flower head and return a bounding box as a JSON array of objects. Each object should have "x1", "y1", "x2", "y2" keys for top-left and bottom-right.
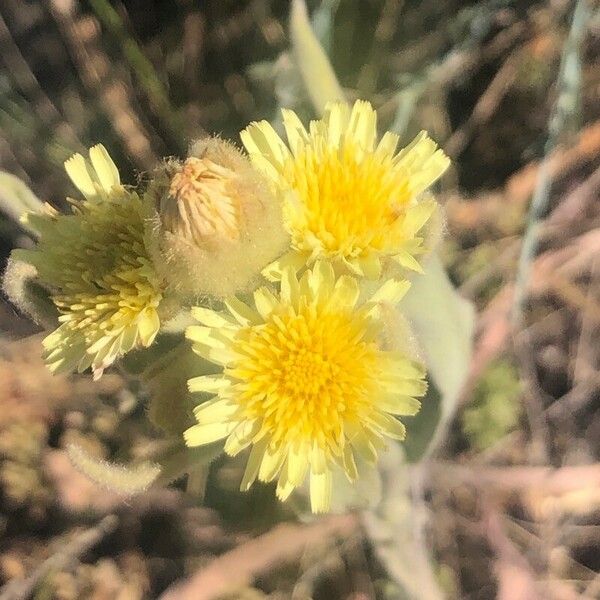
[
  {"x1": 241, "y1": 100, "x2": 450, "y2": 279},
  {"x1": 16, "y1": 145, "x2": 163, "y2": 379},
  {"x1": 184, "y1": 262, "x2": 426, "y2": 512}
]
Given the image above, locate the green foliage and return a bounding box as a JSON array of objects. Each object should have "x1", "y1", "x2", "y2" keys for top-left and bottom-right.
[
  {"x1": 462, "y1": 359, "x2": 521, "y2": 451},
  {"x1": 0, "y1": 171, "x2": 44, "y2": 235},
  {"x1": 2, "y1": 258, "x2": 58, "y2": 328},
  {"x1": 67, "y1": 443, "x2": 161, "y2": 494},
  {"x1": 143, "y1": 341, "x2": 211, "y2": 435},
  {"x1": 290, "y1": 0, "x2": 344, "y2": 115},
  {"x1": 401, "y1": 256, "x2": 475, "y2": 460}
]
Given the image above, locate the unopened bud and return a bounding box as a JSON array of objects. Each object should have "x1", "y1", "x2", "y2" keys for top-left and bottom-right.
[
  {"x1": 148, "y1": 137, "x2": 289, "y2": 299},
  {"x1": 162, "y1": 157, "x2": 240, "y2": 243}
]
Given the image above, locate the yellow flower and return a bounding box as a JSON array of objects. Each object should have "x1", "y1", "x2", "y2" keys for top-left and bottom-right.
[
  {"x1": 241, "y1": 100, "x2": 450, "y2": 279},
  {"x1": 184, "y1": 262, "x2": 426, "y2": 512},
  {"x1": 16, "y1": 145, "x2": 163, "y2": 378}
]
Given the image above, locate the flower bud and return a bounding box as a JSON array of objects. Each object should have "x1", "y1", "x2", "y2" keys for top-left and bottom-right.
[
  {"x1": 13, "y1": 145, "x2": 166, "y2": 379},
  {"x1": 148, "y1": 137, "x2": 289, "y2": 299},
  {"x1": 161, "y1": 157, "x2": 240, "y2": 243}
]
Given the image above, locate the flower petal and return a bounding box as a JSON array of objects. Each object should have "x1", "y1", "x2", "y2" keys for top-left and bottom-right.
[
  {"x1": 89, "y1": 144, "x2": 120, "y2": 193},
  {"x1": 240, "y1": 438, "x2": 268, "y2": 491},
  {"x1": 184, "y1": 421, "x2": 235, "y2": 446},
  {"x1": 377, "y1": 394, "x2": 422, "y2": 416},
  {"x1": 64, "y1": 153, "x2": 96, "y2": 199},
  {"x1": 193, "y1": 398, "x2": 238, "y2": 424},
  {"x1": 191, "y1": 306, "x2": 236, "y2": 328},
  {"x1": 253, "y1": 287, "x2": 279, "y2": 319},
  {"x1": 370, "y1": 279, "x2": 411, "y2": 305},
  {"x1": 310, "y1": 469, "x2": 332, "y2": 513},
  {"x1": 188, "y1": 375, "x2": 232, "y2": 394},
  {"x1": 224, "y1": 420, "x2": 260, "y2": 456}
]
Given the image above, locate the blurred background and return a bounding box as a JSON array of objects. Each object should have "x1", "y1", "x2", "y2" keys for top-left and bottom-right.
[{"x1": 0, "y1": 0, "x2": 600, "y2": 598}]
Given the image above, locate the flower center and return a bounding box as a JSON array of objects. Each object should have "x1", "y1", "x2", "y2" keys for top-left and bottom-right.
[
  {"x1": 280, "y1": 346, "x2": 339, "y2": 397},
  {"x1": 283, "y1": 144, "x2": 410, "y2": 258},
  {"x1": 231, "y1": 307, "x2": 379, "y2": 449}
]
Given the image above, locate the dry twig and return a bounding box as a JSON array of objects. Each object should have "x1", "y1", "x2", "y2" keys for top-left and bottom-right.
[
  {"x1": 0, "y1": 515, "x2": 118, "y2": 600},
  {"x1": 159, "y1": 514, "x2": 358, "y2": 600}
]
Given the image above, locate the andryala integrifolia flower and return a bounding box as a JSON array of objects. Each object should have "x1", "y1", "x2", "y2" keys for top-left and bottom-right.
[
  {"x1": 13, "y1": 145, "x2": 164, "y2": 379},
  {"x1": 148, "y1": 137, "x2": 289, "y2": 299},
  {"x1": 184, "y1": 261, "x2": 426, "y2": 513},
  {"x1": 241, "y1": 100, "x2": 450, "y2": 280}
]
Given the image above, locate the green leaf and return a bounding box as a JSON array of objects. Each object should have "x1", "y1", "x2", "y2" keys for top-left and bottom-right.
[
  {"x1": 119, "y1": 332, "x2": 183, "y2": 376},
  {"x1": 143, "y1": 341, "x2": 214, "y2": 435},
  {"x1": 311, "y1": 0, "x2": 340, "y2": 53},
  {"x1": 0, "y1": 171, "x2": 44, "y2": 235},
  {"x1": 67, "y1": 441, "x2": 223, "y2": 494},
  {"x1": 2, "y1": 256, "x2": 58, "y2": 328},
  {"x1": 401, "y1": 255, "x2": 475, "y2": 461},
  {"x1": 363, "y1": 444, "x2": 444, "y2": 600},
  {"x1": 389, "y1": 78, "x2": 428, "y2": 138},
  {"x1": 67, "y1": 443, "x2": 161, "y2": 495},
  {"x1": 290, "y1": 0, "x2": 344, "y2": 115},
  {"x1": 154, "y1": 442, "x2": 223, "y2": 487}
]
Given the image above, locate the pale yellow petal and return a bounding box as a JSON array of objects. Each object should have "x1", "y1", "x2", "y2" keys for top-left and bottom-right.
[
  {"x1": 310, "y1": 469, "x2": 332, "y2": 513},
  {"x1": 341, "y1": 444, "x2": 358, "y2": 481},
  {"x1": 191, "y1": 306, "x2": 236, "y2": 328},
  {"x1": 392, "y1": 250, "x2": 424, "y2": 273},
  {"x1": 189, "y1": 341, "x2": 237, "y2": 366},
  {"x1": 380, "y1": 376, "x2": 428, "y2": 397},
  {"x1": 310, "y1": 442, "x2": 327, "y2": 474},
  {"x1": 188, "y1": 375, "x2": 232, "y2": 394},
  {"x1": 347, "y1": 100, "x2": 377, "y2": 151},
  {"x1": 184, "y1": 421, "x2": 235, "y2": 446},
  {"x1": 347, "y1": 424, "x2": 378, "y2": 464},
  {"x1": 137, "y1": 308, "x2": 160, "y2": 347},
  {"x1": 327, "y1": 275, "x2": 359, "y2": 310},
  {"x1": 367, "y1": 412, "x2": 406, "y2": 440},
  {"x1": 240, "y1": 438, "x2": 268, "y2": 491},
  {"x1": 275, "y1": 461, "x2": 296, "y2": 502},
  {"x1": 394, "y1": 132, "x2": 449, "y2": 194},
  {"x1": 88, "y1": 144, "x2": 120, "y2": 193},
  {"x1": 241, "y1": 121, "x2": 290, "y2": 169},
  {"x1": 287, "y1": 444, "x2": 309, "y2": 486},
  {"x1": 308, "y1": 260, "x2": 335, "y2": 303},
  {"x1": 376, "y1": 131, "x2": 399, "y2": 157},
  {"x1": 253, "y1": 287, "x2": 279, "y2": 319},
  {"x1": 401, "y1": 198, "x2": 436, "y2": 238},
  {"x1": 258, "y1": 443, "x2": 287, "y2": 482},
  {"x1": 370, "y1": 279, "x2": 411, "y2": 305},
  {"x1": 186, "y1": 325, "x2": 225, "y2": 348},
  {"x1": 224, "y1": 297, "x2": 260, "y2": 326},
  {"x1": 354, "y1": 254, "x2": 382, "y2": 280},
  {"x1": 193, "y1": 398, "x2": 238, "y2": 424},
  {"x1": 377, "y1": 394, "x2": 421, "y2": 416},
  {"x1": 383, "y1": 354, "x2": 427, "y2": 378},
  {"x1": 323, "y1": 101, "x2": 350, "y2": 147},
  {"x1": 262, "y1": 251, "x2": 306, "y2": 282},
  {"x1": 64, "y1": 153, "x2": 96, "y2": 198},
  {"x1": 282, "y1": 108, "x2": 309, "y2": 155},
  {"x1": 280, "y1": 266, "x2": 300, "y2": 307},
  {"x1": 224, "y1": 420, "x2": 260, "y2": 456}
]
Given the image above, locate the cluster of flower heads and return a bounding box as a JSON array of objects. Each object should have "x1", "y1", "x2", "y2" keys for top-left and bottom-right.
[{"x1": 11, "y1": 100, "x2": 449, "y2": 512}]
